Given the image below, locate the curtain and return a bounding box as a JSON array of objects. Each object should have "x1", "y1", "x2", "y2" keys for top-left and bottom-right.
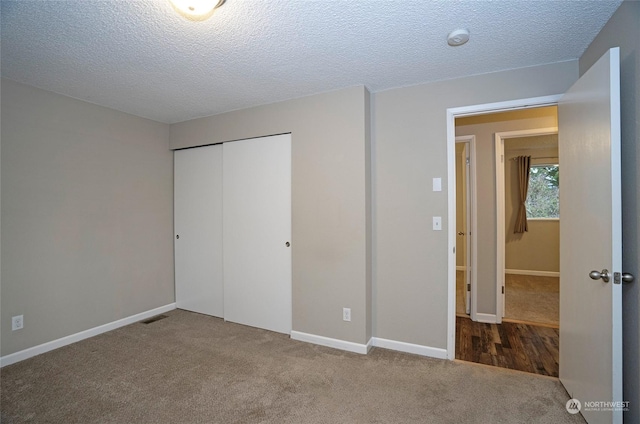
[{"x1": 514, "y1": 155, "x2": 531, "y2": 233}]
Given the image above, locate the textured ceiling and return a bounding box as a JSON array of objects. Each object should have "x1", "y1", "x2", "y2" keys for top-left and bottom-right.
[{"x1": 1, "y1": 0, "x2": 622, "y2": 124}]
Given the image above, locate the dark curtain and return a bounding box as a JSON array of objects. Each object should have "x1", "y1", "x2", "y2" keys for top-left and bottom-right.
[{"x1": 514, "y1": 155, "x2": 531, "y2": 233}]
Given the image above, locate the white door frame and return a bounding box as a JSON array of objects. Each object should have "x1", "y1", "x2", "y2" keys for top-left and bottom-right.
[
  {"x1": 455, "y1": 135, "x2": 478, "y2": 320},
  {"x1": 494, "y1": 127, "x2": 558, "y2": 322},
  {"x1": 446, "y1": 95, "x2": 561, "y2": 359}
]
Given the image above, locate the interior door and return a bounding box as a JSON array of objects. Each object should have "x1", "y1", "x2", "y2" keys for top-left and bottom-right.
[
  {"x1": 174, "y1": 144, "x2": 224, "y2": 317},
  {"x1": 223, "y1": 134, "x2": 292, "y2": 334},
  {"x1": 455, "y1": 142, "x2": 470, "y2": 315},
  {"x1": 559, "y1": 48, "x2": 622, "y2": 423},
  {"x1": 463, "y1": 143, "x2": 471, "y2": 315}
]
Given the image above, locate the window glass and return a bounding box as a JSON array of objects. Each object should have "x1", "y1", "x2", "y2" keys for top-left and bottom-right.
[{"x1": 526, "y1": 165, "x2": 559, "y2": 218}]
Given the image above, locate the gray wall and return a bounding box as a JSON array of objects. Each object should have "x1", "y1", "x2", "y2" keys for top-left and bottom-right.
[
  {"x1": 171, "y1": 86, "x2": 372, "y2": 345},
  {"x1": 374, "y1": 61, "x2": 577, "y2": 347},
  {"x1": 579, "y1": 1, "x2": 640, "y2": 420},
  {"x1": 1, "y1": 79, "x2": 175, "y2": 356}
]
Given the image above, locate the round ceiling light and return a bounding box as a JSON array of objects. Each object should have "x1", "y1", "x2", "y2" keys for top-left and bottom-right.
[
  {"x1": 169, "y1": 0, "x2": 226, "y2": 21},
  {"x1": 447, "y1": 29, "x2": 470, "y2": 47}
]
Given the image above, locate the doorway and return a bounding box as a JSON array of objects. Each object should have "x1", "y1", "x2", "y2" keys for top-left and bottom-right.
[
  {"x1": 447, "y1": 49, "x2": 623, "y2": 423},
  {"x1": 452, "y1": 106, "x2": 561, "y2": 376},
  {"x1": 496, "y1": 128, "x2": 560, "y2": 328}
]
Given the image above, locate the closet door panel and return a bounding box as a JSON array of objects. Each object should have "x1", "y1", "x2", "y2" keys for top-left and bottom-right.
[
  {"x1": 174, "y1": 144, "x2": 223, "y2": 317},
  {"x1": 223, "y1": 134, "x2": 292, "y2": 334}
]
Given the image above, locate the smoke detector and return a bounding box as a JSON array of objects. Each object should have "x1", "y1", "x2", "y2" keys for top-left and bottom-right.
[{"x1": 447, "y1": 29, "x2": 470, "y2": 46}]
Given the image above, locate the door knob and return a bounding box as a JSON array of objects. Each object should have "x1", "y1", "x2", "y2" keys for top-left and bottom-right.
[
  {"x1": 285, "y1": 241, "x2": 290, "y2": 247},
  {"x1": 621, "y1": 273, "x2": 635, "y2": 283},
  {"x1": 589, "y1": 269, "x2": 611, "y2": 283}
]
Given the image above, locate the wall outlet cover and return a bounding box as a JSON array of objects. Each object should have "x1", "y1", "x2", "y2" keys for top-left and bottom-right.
[
  {"x1": 12, "y1": 315, "x2": 24, "y2": 331},
  {"x1": 343, "y1": 308, "x2": 351, "y2": 322}
]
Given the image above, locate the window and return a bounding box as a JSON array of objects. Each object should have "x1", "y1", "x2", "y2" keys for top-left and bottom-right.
[{"x1": 526, "y1": 165, "x2": 559, "y2": 218}]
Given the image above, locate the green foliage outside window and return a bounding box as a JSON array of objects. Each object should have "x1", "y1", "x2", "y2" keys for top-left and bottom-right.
[{"x1": 526, "y1": 165, "x2": 559, "y2": 218}]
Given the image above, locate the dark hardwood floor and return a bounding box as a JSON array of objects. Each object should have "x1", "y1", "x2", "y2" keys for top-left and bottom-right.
[{"x1": 455, "y1": 316, "x2": 559, "y2": 377}]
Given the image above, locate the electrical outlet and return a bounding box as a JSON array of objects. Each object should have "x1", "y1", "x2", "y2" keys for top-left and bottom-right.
[
  {"x1": 12, "y1": 315, "x2": 24, "y2": 331},
  {"x1": 343, "y1": 308, "x2": 351, "y2": 322}
]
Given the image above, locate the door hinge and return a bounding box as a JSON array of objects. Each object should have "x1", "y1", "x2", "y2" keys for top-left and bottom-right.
[
  {"x1": 502, "y1": 286, "x2": 505, "y2": 294},
  {"x1": 467, "y1": 284, "x2": 471, "y2": 291}
]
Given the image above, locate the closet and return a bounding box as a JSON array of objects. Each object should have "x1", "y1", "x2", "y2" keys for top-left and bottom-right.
[{"x1": 174, "y1": 134, "x2": 292, "y2": 334}]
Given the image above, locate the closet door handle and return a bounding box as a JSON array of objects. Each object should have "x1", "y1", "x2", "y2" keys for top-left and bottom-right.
[{"x1": 285, "y1": 241, "x2": 290, "y2": 247}]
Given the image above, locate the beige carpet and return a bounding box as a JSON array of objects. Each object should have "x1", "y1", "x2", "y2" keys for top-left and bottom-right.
[
  {"x1": 504, "y1": 274, "x2": 559, "y2": 326},
  {"x1": 1, "y1": 309, "x2": 583, "y2": 423}
]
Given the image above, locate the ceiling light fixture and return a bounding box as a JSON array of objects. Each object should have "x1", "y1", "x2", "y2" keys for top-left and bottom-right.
[
  {"x1": 447, "y1": 29, "x2": 470, "y2": 47},
  {"x1": 169, "y1": 0, "x2": 226, "y2": 21}
]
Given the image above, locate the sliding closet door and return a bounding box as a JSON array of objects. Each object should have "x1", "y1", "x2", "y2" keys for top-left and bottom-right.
[
  {"x1": 223, "y1": 134, "x2": 292, "y2": 334},
  {"x1": 174, "y1": 144, "x2": 223, "y2": 317}
]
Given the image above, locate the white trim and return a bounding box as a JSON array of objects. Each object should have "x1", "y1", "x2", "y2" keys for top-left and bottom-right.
[
  {"x1": 609, "y1": 47, "x2": 623, "y2": 424},
  {"x1": 446, "y1": 107, "x2": 457, "y2": 360},
  {"x1": 496, "y1": 127, "x2": 558, "y2": 139},
  {"x1": 290, "y1": 331, "x2": 371, "y2": 355},
  {"x1": 475, "y1": 313, "x2": 498, "y2": 324},
  {"x1": 0, "y1": 303, "x2": 177, "y2": 368},
  {"x1": 505, "y1": 269, "x2": 560, "y2": 277},
  {"x1": 495, "y1": 135, "x2": 505, "y2": 322},
  {"x1": 447, "y1": 95, "x2": 561, "y2": 118},
  {"x1": 371, "y1": 337, "x2": 448, "y2": 359},
  {"x1": 495, "y1": 127, "x2": 558, "y2": 321},
  {"x1": 446, "y1": 95, "x2": 562, "y2": 362}
]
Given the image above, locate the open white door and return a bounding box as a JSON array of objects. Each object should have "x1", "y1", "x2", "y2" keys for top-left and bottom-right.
[
  {"x1": 455, "y1": 136, "x2": 475, "y2": 317},
  {"x1": 559, "y1": 48, "x2": 623, "y2": 423},
  {"x1": 462, "y1": 143, "x2": 471, "y2": 315}
]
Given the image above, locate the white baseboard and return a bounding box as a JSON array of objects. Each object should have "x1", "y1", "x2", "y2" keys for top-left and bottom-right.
[
  {"x1": 371, "y1": 337, "x2": 448, "y2": 360},
  {"x1": 290, "y1": 331, "x2": 371, "y2": 355},
  {"x1": 0, "y1": 303, "x2": 176, "y2": 368},
  {"x1": 289, "y1": 332, "x2": 448, "y2": 360},
  {"x1": 505, "y1": 269, "x2": 559, "y2": 277},
  {"x1": 475, "y1": 313, "x2": 498, "y2": 324}
]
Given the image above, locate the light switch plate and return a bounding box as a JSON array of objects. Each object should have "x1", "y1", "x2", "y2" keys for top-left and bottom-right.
[
  {"x1": 433, "y1": 216, "x2": 442, "y2": 231},
  {"x1": 432, "y1": 178, "x2": 442, "y2": 192}
]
